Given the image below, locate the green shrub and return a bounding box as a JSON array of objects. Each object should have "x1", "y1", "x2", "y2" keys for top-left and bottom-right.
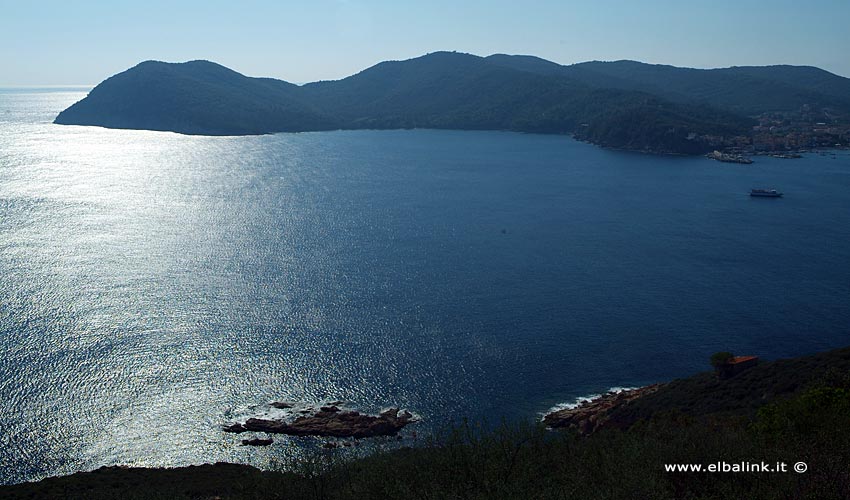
[{"x1": 710, "y1": 351, "x2": 734, "y2": 368}]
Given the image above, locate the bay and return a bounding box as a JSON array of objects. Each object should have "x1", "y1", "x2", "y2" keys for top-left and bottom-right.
[{"x1": 1, "y1": 89, "x2": 849, "y2": 483}]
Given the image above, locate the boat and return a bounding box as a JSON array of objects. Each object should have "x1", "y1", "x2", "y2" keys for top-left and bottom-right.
[
  {"x1": 750, "y1": 189, "x2": 783, "y2": 198},
  {"x1": 767, "y1": 153, "x2": 802, "y2": 159}
]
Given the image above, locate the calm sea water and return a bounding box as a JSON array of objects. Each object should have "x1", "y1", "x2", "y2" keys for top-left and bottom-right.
[{"x1": 1, "y1": 88, "x2": 849, "y2": 483}]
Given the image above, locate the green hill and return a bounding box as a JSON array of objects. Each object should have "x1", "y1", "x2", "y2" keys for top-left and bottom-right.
[
  {"x1": 487, "y1": 54, "x2": 850, "y2": 116},
  {"x1": 54, "y1": 60, "x2": 337, "y2": 135},
  {"x1": 568, "y1": 61, "x2": 850, "y2": 116}
]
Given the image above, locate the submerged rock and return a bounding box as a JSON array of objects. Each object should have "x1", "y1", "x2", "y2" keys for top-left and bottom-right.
[
  {"x1": 222, "y1": 423, "x2": 247, "y2": 433},
  {"x1": 241, "y1": 438, "x2": 273, "y2": 446}
]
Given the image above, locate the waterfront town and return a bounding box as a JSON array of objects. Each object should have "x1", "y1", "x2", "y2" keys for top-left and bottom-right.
[{"x1": 715, "y1": 105, "x2": 850, "y2": 157}]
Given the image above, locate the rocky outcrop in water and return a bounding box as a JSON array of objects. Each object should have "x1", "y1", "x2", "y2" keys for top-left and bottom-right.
[
  {"x1": 224, "y1": 404, "x2": 416, "y2": 439},
  {"x1": 543, "y1": 385, "x2": 662, "y2": 434}
]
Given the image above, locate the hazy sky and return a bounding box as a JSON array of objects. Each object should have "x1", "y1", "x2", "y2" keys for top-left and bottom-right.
[{"x1": 2, "y1": 0, "x2": 848, "y2": 85}]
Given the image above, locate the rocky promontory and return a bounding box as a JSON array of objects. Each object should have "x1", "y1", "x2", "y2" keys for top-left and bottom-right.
[{"x1": 543, "y1": 385, "x2": 662, "y2": 434}]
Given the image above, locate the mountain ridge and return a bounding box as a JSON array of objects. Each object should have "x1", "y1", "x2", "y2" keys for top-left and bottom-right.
[{"x1": 55, "y1": 51, "x2": 850, "y2": 154}]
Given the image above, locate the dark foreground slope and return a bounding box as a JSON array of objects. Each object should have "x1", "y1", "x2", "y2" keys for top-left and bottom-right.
[
  {"x1": 608, "y1": 344, "x2": 850, "y2": 426},
  {"x1": 3, "y1": 346, "x2": 849, "y2": 500},
  {"x1": 54, "y1": 52, "x2": 799, "y2": 154}
]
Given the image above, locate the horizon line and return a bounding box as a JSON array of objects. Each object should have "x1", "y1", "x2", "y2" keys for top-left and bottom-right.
[{"x1": 0, "y1": 84, "x2": 95, "y2": 89}]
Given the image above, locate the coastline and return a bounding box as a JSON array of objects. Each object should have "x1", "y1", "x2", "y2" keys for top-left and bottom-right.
[
  {"x1": 4, "y1": 344, "x2": 850, "y2": 497},
  {"x1": 542, "y1": 384, "x2": 663, "y2": 434}
]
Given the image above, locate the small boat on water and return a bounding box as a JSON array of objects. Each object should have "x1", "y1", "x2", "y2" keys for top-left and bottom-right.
[{"x1": 750, "y1": 188, "x2": 783, "y2": 198}]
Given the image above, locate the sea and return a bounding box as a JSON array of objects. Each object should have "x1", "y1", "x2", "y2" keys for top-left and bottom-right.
[{"x1": 1, "y1": 87, "x2": 849, "y2": 484}]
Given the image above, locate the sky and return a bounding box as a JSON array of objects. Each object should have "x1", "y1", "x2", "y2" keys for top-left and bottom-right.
[{"x1": 1, "y1": 0, "x2": 849, "y2": 86}]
